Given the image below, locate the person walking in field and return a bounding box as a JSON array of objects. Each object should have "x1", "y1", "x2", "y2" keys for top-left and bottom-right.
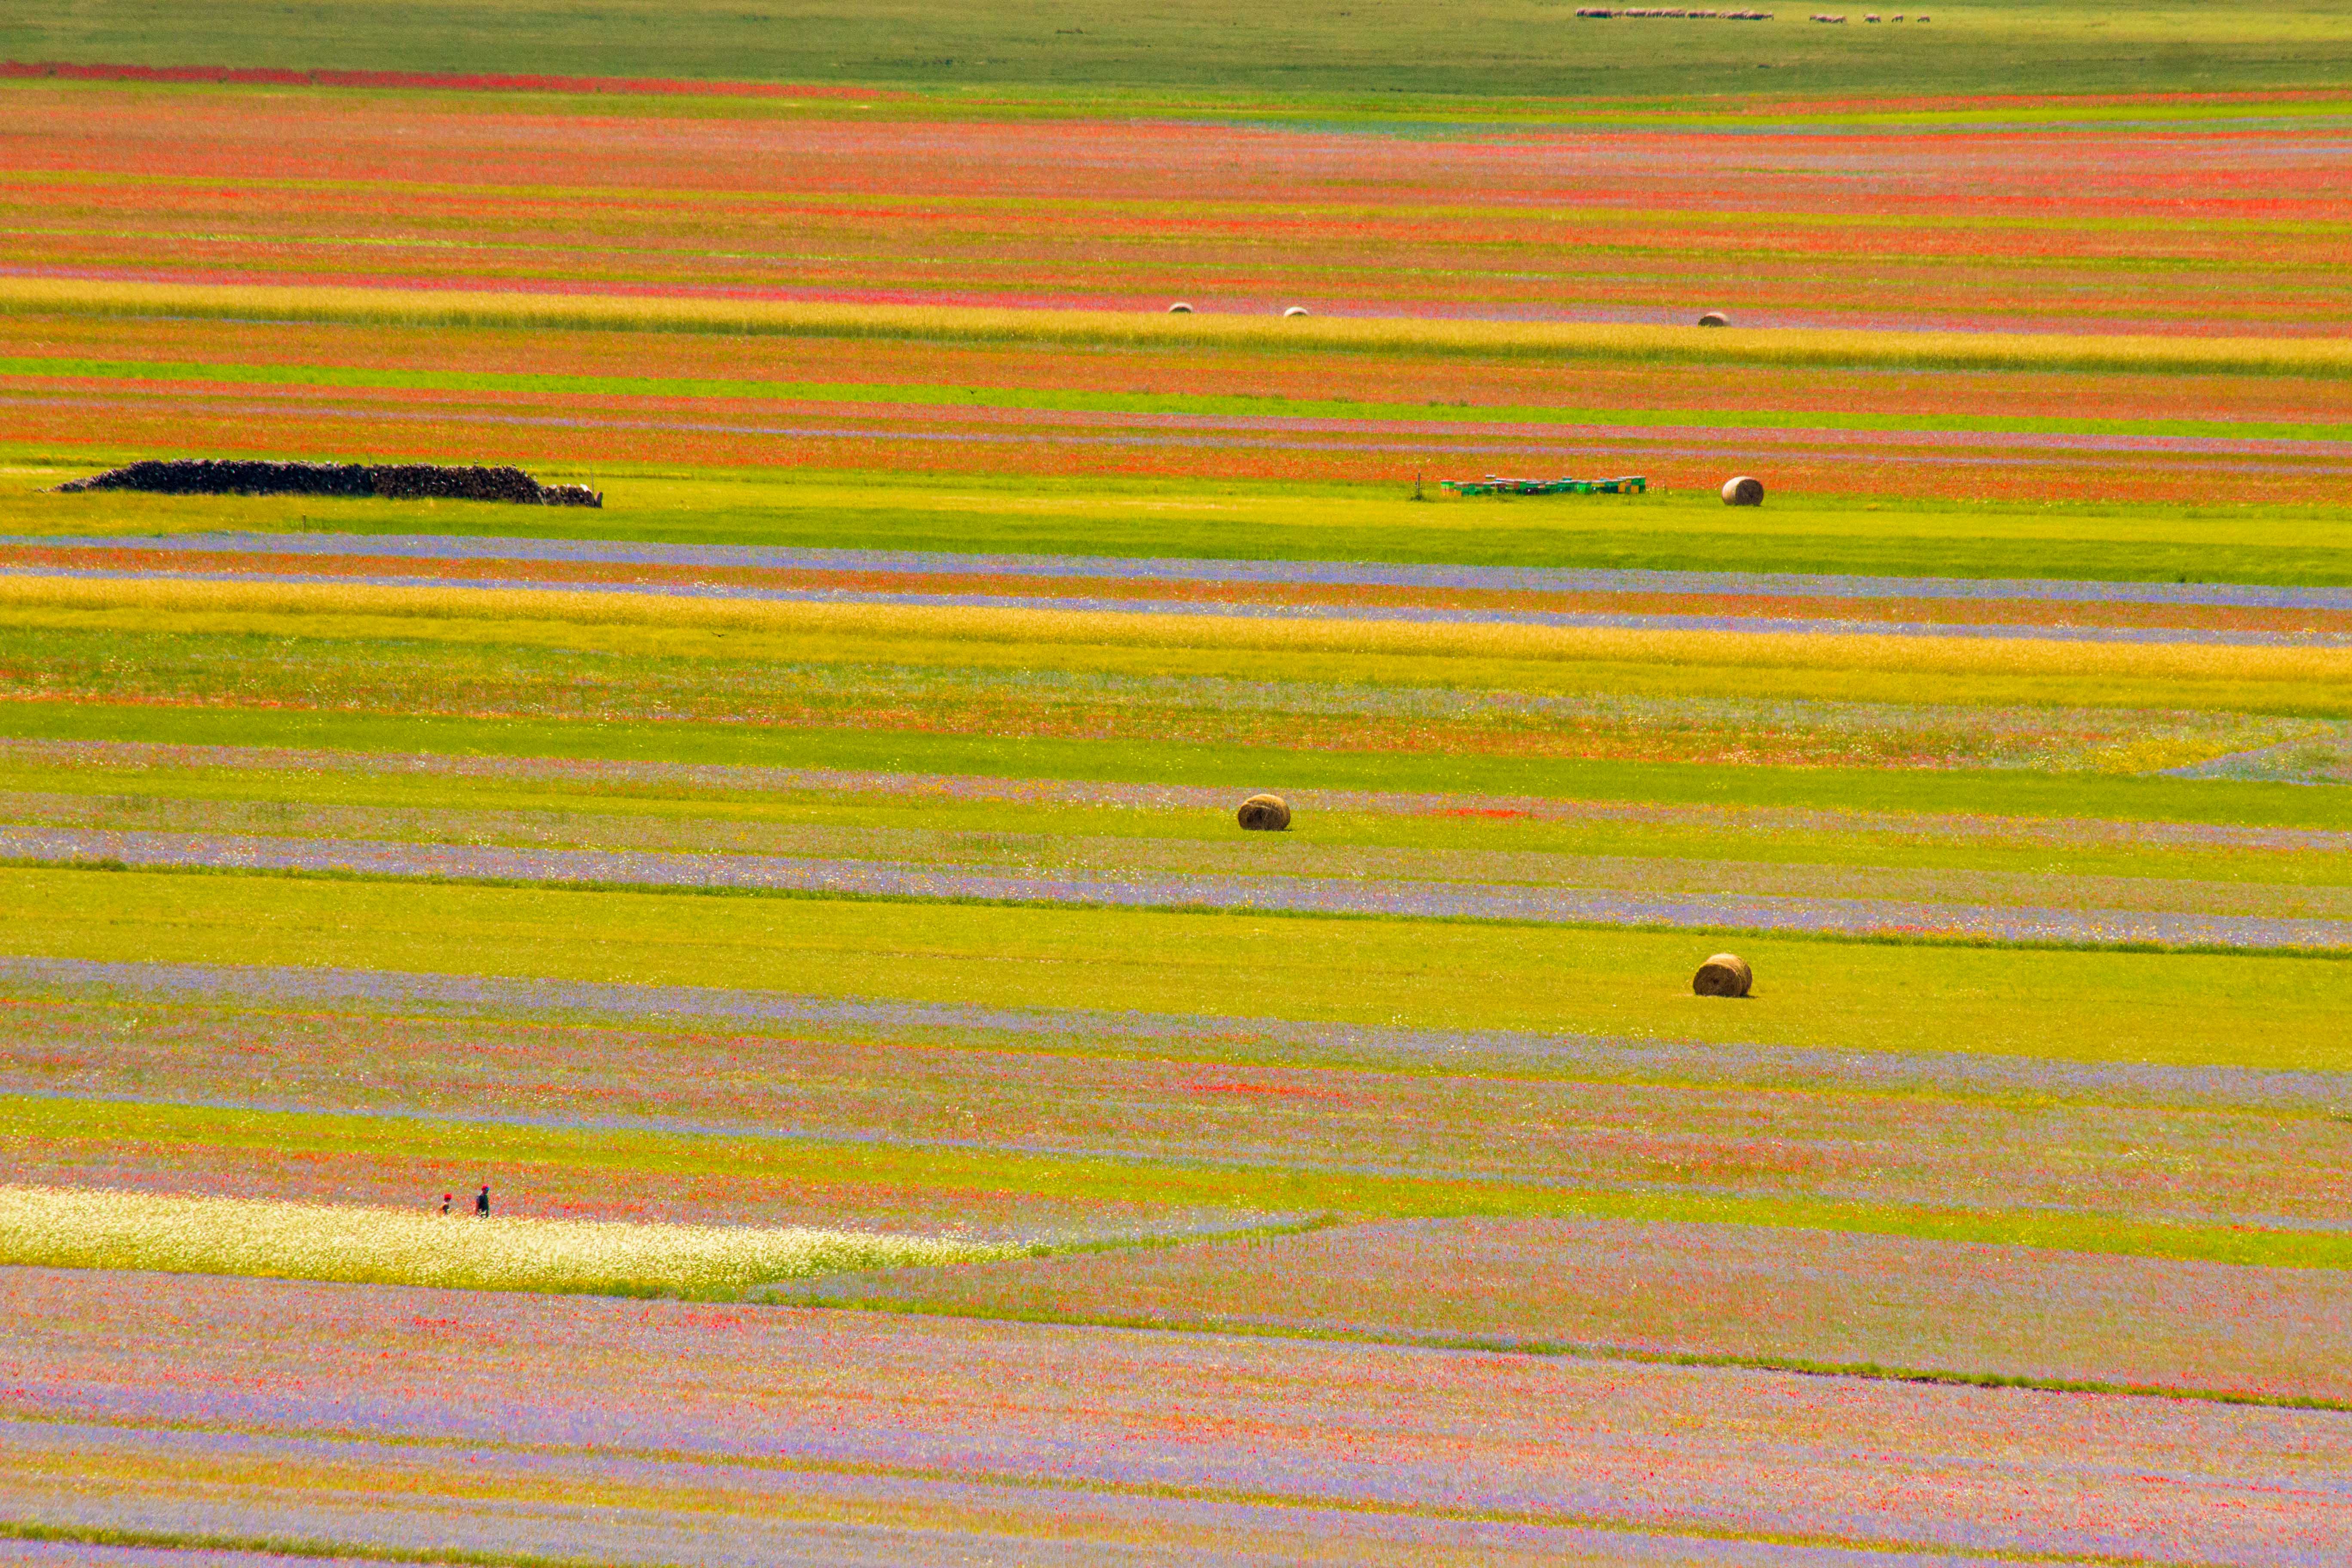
[
  {"x1": 440, "y1": 1192, "x2": 452, "y2": 1215},
  {"x1": 475, "y1": 1184, "x2": 491, "y2": 1218}
]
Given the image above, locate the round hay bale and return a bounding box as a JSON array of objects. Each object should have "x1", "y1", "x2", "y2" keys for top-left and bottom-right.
[
  {"x1": 1721, "y1": 475, "x2": 1764, "y2": 506},
  {"x1": 1692, "y1": 952, "x2": 1753, "y2": 997},
  {"x1": 1697, "y1": 310, "x2": 1730, "y2": 327},
  {"x1": 1168, "y1": 302, "x2": 1194, "y2": 313},
  {"x1": 1283, "y1": 306, "x2": 1311, "y2": 318},
  {"x1": 1237, "y1": 793, "x2": 1292, "y2": 831}
]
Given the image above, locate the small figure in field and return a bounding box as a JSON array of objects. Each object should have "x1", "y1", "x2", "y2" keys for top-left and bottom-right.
[
  {"x1": 440, "y1": 1192, "x2": 452, "y2": 1215},
  {"x1": 475, "y1": 1184, "x2": 491, "y2": 1219}
]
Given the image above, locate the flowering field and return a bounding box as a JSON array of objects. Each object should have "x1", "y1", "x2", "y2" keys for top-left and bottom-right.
[
  {"x1": 0, "y1": 1184, "x2": 1004, "y2": 1294},
  {"x1": 3, "y1": 75, "x2": 2351, "y2": 507},
  {"x1": 8, "y1": 83, "x2": 2349, "y2": 335},
  {"x1": 0, "y1": 54, "x2": 2346, "y2": 1568},
  {"x1": 5, "y1": 1266, "x2": 2348, "y2": 1565}
]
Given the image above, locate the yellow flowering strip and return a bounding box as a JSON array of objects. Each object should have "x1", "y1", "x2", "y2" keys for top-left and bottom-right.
[
  {"x1": 4, "y1": 572, "x2": 2346, "y2": 698},
  {"x1": 0, "y1": 1184, "x2": 1012, "y2": 1297},
  {"x1": 6, "y1": 276, "x2": 2350, "y2": 377}
]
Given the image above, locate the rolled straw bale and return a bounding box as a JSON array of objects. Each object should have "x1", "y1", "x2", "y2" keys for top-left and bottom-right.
[
  {"x1": 1721, "y1": 475, "x2": 1765, "y2": 506},
  {"x1": 1697, "y1": 311, "x2": 1730, "y2": 327},
  {"x1": 1168, "y1": 302, "x2": 1194, "y2": 313},
  {"x1": 1237, "y1": 793, "x2": 1292, "y2": 832},
  {"x1": 1692, "y1": 953, "x2": 1753, "y2": 997}
]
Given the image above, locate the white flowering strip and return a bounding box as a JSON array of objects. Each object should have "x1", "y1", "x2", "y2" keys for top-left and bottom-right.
[{"x1": 0, "y1": 1185, "x2": 1014, "y2": 1297}]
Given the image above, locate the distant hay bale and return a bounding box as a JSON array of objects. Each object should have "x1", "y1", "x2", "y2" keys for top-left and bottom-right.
[
  {"x1": 1697, "y1": 310, "x2": 1730, "y2": 327},
  {"x1": 1283, "y1": 306, "x2": 1311, "y2": 318},
  {"x1": 1168, "y1": 302, "x2": 1194, "y2": 313},
  {"x1": 1721, "y1": 475, "x2": 1765, "y2": 506},
  {"x1": 1237, "y1": 793, "x2": 1292, "y2": 831},
  {"x1": 1692, "y1": 953, "x2": 1753, "y2": 997}
]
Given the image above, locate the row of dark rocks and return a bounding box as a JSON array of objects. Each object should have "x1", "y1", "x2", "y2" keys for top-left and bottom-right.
[{"x1": 54, "y1": 460, "x2": 603, "y2": 508}]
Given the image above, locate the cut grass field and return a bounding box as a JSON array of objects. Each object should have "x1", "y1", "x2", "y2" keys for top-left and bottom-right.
[{"x1": 7, "y1": 866, "x2": 2346, "y2": 1069}]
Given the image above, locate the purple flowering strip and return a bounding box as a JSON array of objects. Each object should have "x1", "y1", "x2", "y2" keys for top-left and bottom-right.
[
  {"x1": 11, "y1": 531, "x2": 2351, "y2": 610},
  {"x1": 8, "y1": 1269, "x2": 2350, "y2": 1565},
  {"x1": 6, "y1": 955, "x2": 2342, "y2": 1111},
  {"x1": 10, "y1": 740, "x2": 2346, "y2": 855},
  {"x1": 11, "y1": 826, "x2": 2348, "y2": 951}
]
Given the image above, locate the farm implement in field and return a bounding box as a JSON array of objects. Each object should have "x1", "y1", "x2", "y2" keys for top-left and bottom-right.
[{"x1": 1441, "y1": 475, "x2": 1647, "y2": 496}]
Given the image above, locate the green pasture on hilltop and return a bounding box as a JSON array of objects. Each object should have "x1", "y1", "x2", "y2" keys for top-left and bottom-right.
[
  {"x1": 4, "y1": 865, "x2": 2346, "y2": 1069},
  {"x1": 6, "y1": 0, "x2": 2352, "y2": 102},
  {"x1": 12, "y1": 463, "x2": 2352, "y2": 586}
]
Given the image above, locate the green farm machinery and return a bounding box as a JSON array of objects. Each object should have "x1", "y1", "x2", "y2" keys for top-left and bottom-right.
[{"x1": 1441, "y1": 475, "x2": 1646, "y2": 497}]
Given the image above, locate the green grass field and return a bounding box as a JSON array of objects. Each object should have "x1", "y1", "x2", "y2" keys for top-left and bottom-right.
[
  {"x1": 16, "y1": 462, "x2": 2352, "y2": 585},
  {"x1": 9, "y1": 864, "x2": 2347, "y2": 1066},
  {"x1": 8, "y1": 0, "x2": 2352, "y2": 101}
]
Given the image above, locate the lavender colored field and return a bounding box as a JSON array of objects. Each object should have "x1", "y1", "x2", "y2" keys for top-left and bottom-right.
[
  {"x1": 11, "y1": 822, "x2": 2351, "y2": 949},
  {"x1": 12, "y1": 534, "x2": 2352, "y2": 646},
  {"x1": 13, "y1": 954, "x2": 2348, "y2": 1109},
  {"x1": 19, "y1": 559, "x2": 2352, "y2": 648},
  {"x1": 11, "y1": 737, "x2": 2350, "y2": 854},
  {"x1": 6, "y1": 1267, "x2": 2349, "y2": 1566},
  {"x1": 789, "y1": 1216, "x2": 2352, "y2": 1404},
  {"x1": 25, "y1": 533, "x2": 2352, "y2": 610},
  {"x1": 6, "y1": 959, "x2": 2345, "y2": 1242},
  {"x1": 0, "y1": 1421, "x2": 2167, "y2": 1568},
  {"x1": 12, "y1": 784, "x2": 2350, "y2": 923}
]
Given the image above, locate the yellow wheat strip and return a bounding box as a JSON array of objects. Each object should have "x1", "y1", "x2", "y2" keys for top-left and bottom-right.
[
  {"x1": 0, "y1": 1183, "x2": 1008, "y2": 1295},
  {"x1": 3, "y1": 572, "x2": 2345, "y2": 688},
  {"x1": 4, "y1": 276, "x2": 2348, "y2": 377}
]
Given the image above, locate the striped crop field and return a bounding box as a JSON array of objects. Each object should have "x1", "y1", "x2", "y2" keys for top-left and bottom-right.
[
  {"x1": 7, "y1": 83, "x2": 2350, "y2": 337},
  {"x1": 0, "y1": 44, "x2": 2346, "y2": 1568}
]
